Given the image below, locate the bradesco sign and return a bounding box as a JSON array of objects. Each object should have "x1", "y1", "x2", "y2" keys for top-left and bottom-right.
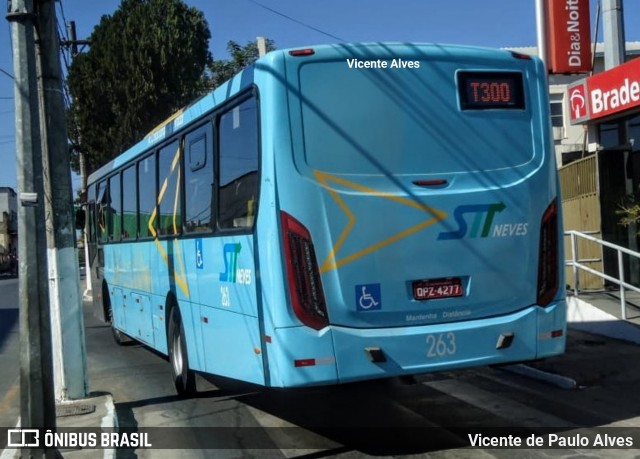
[{"x1": 569, "y1": 57, "x2": 640, "y2": 124}]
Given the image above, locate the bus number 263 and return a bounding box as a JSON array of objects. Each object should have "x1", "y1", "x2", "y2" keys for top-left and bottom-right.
[{"x1": 426, "y1": 332, "x2": 456, "y2": 358}]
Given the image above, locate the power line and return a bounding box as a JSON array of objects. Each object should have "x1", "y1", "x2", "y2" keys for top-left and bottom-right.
[
  {"x1": 57, "y1": 0, "x2": 70, "y2": 32},
  {"x1": 0, "y1": 67, "x2": 14, "y2": 80},
  {"x1": 246, "y1": 0, "x2": 345, "y2": 42}
]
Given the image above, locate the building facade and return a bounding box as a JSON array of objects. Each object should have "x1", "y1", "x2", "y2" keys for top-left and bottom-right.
[
  {"x1": 0, "y1": 187, "x2": 17, "y2": 272},
  {"x1": 511, "y1": 42, "x2": 640, "y2": 288},
  {"x1": 511, "y1": 42, "x2": 640, "y2": 166}
]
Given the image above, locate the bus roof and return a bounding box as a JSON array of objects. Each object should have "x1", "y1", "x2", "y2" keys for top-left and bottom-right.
[
  {"x1": 87, "y1": 63, "x2": 257, "y2": 184},
  {"x1": 87, "y1": 42, "x2": 539, "y2": 184}
]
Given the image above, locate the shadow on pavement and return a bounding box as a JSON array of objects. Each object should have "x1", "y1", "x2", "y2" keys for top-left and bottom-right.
[{"x1": 0, "y1": 307, "x2": 18, "y2": 350}]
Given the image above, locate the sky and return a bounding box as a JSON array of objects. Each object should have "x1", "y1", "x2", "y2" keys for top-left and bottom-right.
[{"x1": 1, "y1": 0, "x2": 640, "y2": 191}]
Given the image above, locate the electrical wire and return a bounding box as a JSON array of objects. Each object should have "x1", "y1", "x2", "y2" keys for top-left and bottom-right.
[
  {"x1": 55, "y1": 1, "x2": 75, "y2": 111},
  {"x1": 246, "y1": 0, "x2": 345, "y2": 42},
  {"x1": 0, "y1": 67, "x2": 14, "y2": 80}
]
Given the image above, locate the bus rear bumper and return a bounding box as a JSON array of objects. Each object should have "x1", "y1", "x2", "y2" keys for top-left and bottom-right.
[
  {"x1": 332, "y1": 301, "x2": 567, "y2": 384},
  {"x1": 268, "y1": 300, "x2": 566, "y2": 387}
]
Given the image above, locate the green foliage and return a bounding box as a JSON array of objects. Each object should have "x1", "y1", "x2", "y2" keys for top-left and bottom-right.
[
  {"x1": 618, "y1": 193, "x2": 640, "y2": 230},
  {"x1": 207, "y1": 39, "x2": 276, "y2": 89},
  {"x1": 67, "y1": 0, "x2": 211, "y2": 175}
]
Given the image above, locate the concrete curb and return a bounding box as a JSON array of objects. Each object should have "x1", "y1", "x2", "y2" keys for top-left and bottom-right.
[
  {"x1": 55, "y1": 393, "x2": 117, "y2": 459},
  {"x1": 502, "y1": 363, "x2": 578, "y2": 389},
  {"x1": 0, "y1": 393, "x2": 118, "y2": 459}
]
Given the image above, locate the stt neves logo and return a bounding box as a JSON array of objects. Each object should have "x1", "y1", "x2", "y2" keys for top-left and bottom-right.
[{"x1": 7, "y1": 429, "x2": 40, "y2": 447}]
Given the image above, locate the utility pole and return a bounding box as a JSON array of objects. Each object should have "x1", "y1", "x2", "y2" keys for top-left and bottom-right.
[
  {"x1": 534, "y1": 0, "x2": 548, "y2": 70},
  {"x1": 67, "y1": 19, "x2": 92, "y2": 301},
  {"x1": 7, "y1": 0, "x2": 58, "y2": 457},
  {"x1": 257, "y1": 36, "x2": 267, "y2": 57},
  {"x1": 602, "y1": 0, "x2": 626, "y2": 69},
  {"x1": 35, "y1": 0, "x2": 88, "y2": 401},
  {"x1": 61, "y1": 20, "x2": 90, "y2": 56},
  {"x1": 602, "y1": 0, "x2": 637, "y2": 285}
]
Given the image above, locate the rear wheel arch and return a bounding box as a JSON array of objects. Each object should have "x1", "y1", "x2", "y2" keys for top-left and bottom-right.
[
  {"x1": 164, "y1": 292, "x2": 179, "y2": 341},
  {"x1": 101, "y1": 281, "x2": 111, "y2": 324},
  {"x1": 167, "y1": 297, "x2": 197, "y2": 396}
]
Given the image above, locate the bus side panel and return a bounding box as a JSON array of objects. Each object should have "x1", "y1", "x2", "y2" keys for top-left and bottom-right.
[
  {"x1": 110, "y1": 287, "x2": 126, "y2": 332},
  {"x1": 200, "y1": 306, "x2": 264, "y2": 385},
  {"x1": 267, "y1": 327, "x2": 338, "y2": 387},
  {"x1": 177, "y1": 238, "x2": 206, "y2": 372},
  {"x1": 105, "y1": 242, "x2": 164, "y2": 348},
  {"x1": 195, "y1": 235, "x2": 264, "y2": 385},
  {"x1": 255, "y1": 61, "x2": 317, "y2": 385},
  {"x1": 536, "y1": 300, "x2": 567, "y2": 359}
]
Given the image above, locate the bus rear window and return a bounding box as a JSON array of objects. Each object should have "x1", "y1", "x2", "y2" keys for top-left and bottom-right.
[{"x1": 298, "y1": 62, "x2": 534, "y2": 175}]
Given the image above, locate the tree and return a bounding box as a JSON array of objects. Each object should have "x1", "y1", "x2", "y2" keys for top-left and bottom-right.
[
  {"x1": 618, "y1": 193, "x2": 640, "y2": 231},
  {"x1": 67, "y1": 0, "x2": 211, "y2": 175},
  {"x1": 207, "y1": 39, "x2": 276, "y2": 89}
]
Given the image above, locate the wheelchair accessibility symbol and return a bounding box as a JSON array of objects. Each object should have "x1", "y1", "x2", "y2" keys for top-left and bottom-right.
[
  {"x1": 356, "y1": 283, "x2": 381, "y2": 311},
  {"x1": 195, "y1": 239, "x2": 204, "y2": 269}
]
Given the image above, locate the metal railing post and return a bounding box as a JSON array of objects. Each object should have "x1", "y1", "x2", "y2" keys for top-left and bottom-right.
[
  {"x1": 564, "y1": 230, "x2": 640, "y2": 322},
  {"x1": 571, "y1": 231, "x2": 579, "y2": 296},
  {"x1": 618, "y1": 248, "x2": 627, "y2": 320}
]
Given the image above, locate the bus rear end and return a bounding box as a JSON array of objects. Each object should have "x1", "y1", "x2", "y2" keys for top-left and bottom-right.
[{"x1": 262, "y1": 43, "x2": 565, "y2": 387}]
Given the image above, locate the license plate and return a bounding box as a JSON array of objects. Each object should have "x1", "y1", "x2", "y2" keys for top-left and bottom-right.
[{"x1": 413, "y1": 277, "x2": 463, "y2": 301}]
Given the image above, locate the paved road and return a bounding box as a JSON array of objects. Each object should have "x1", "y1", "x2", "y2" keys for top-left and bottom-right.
[
  {"x1": 83, "y1": 300, "x2": 640, "y2": 458},
  {"x1": 3, "y1": 276, "x2": 640, "y2": 457}
]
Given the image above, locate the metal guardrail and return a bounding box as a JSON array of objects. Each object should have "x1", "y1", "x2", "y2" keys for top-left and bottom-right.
[{"x1": 565, "y1": 230, "x2": 640, "y2": 320}]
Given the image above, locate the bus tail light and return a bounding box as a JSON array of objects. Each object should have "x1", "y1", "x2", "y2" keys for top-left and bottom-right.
[
  {"x1": 510, "y1": 51, "x2": 533, "y2": 60},
  {"x1": 289, "y1": 48, "x2": 315, "y2": 57},
  {"x1": 537, "y1": 199, "x2": 559, "y2": 307},
  {"x1": 281, "y1": 212, "x2": 329, "y2": 330}
]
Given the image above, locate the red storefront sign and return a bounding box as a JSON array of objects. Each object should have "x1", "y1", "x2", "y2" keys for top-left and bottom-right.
[
  {"x1": 546, "y1": 0, "x2": 592, "y2": 74},
  {"x1": 569, "y1": 57, "x2": 640, "y2": 124}
]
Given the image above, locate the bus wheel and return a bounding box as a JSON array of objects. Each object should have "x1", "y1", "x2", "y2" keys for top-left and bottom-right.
[
  {"x1": 168, "y1": 307, "x2": 196, "y2": 397},
  {"x1": 104, "y1": 284, "x2": 129, "y2": 345}
]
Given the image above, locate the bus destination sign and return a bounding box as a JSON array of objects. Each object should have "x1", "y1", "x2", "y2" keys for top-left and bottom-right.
[{"x1": 458, "y1": 72, "x2": 525, "y2": 110}]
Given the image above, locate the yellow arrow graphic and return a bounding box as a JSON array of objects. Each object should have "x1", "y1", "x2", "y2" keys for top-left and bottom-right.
[{"x1": 313, "y1": 170, "x2": 448, "y2": 273}]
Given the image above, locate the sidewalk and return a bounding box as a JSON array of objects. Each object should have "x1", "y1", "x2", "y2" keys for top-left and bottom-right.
[
  {"x1": 1, "y1": 393, "x2": 116, "y2": 459},
  {"x1": 567, "y1": 290, "x2": 640, "y2": 344},
  {"x1": 526, "y1": 291, "x2": 640, "y2": 390},
  {"x1": 1, "y1": 276, "x2": 117, "y2": 459},
  {"x1": 54, "y1": 393, "x2": 117, "y2": 459}
]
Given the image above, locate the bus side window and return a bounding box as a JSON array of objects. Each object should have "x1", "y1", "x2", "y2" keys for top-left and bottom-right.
[
  {"x1": 184, "y1": 123, "x2": 214, "y2": 233},
  {"x1": 87, "y1": 183, "x2": 96, "y2": 244},
  {"x1": 97, "y1": 180, "x2": 109, "y2": 243},
  {"x1": 138, "y1": 154, "x2": 156, "y2": 238},
  {"x1": 157, "y1": 140, "x2": 182, "y2": 236},
  {"x1": 122, "y1": 165, "x2": 137, "y2": 240},
  {"x1": 218, "y1": 97, "x2": 259, "y2": 230},
  {"x1": 108, "y1": 173, "x2": 122, "y2": 242}
]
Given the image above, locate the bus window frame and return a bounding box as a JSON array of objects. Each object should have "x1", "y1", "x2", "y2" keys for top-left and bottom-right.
[
  {"x1": 91, "y1": 86, "x2": 262, "y2": 246},
  {"x1": 183, "y1": 121, "x2": 215, "y2": 235},
  {"x1": 156, "y1": 139, "x2": 183, "y2": 239},
  {"x1": 137, "y1": 151, "x2": 157, "y2": 242},
  {"x1": 215, "y1": 90, "x2": 261, "y2": 235}
]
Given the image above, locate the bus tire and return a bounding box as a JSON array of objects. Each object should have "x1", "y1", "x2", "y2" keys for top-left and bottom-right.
[
  {"x1": 104, "y1": 283, "x2": 129, "y2": 346},
  {"x1": 168, "y1": 307, "x2": 196, "y2": 397}
]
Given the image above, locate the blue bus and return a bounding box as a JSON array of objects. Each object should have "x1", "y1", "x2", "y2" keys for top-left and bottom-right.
[{"x1": 85, "y1": 43, "x2": 566, "y2": 395}]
